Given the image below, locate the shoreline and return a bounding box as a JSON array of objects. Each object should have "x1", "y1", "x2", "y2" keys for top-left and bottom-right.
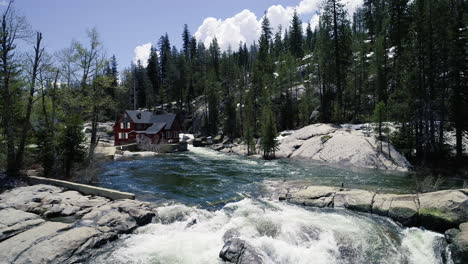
[{"x1": 1, "y1": 182, "x2": 467, "y2": 263}]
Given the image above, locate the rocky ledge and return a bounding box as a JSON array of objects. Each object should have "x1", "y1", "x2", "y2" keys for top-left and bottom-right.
[
  {"x1": 219, "y1": 123, "x2": 411, "y2": 171},
  {"x1": 282, "y1": 185, "x2": 468, "y2": 263},
  {"x1": 0, "y1": 184, "x2": 158, "y2": 263}
]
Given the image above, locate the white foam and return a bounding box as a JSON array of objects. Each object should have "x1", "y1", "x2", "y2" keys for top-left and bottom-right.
[{"x1": 95, "y1": 199, "x2": 448, "y2": 264}]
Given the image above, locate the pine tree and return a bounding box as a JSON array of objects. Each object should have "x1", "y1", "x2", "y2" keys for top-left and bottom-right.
[
  {"x1": 147, "y1": 46, "x2": 161, "y2": 109},
  {"x1": 260, "y1": 100, "x2": 279, "y2": 159},
  {"x1": 305, "y1": 23, "x2": 314, "y2": 52},
  {"x1": 289, "y1": 10, "x2": 304, "y2": 58},
  {"x1": 182, "y1": 24, "x2": 191, "y2": 58},
  {"x1": 373, "y1": 101, "x2": 386, "y2": 152}
]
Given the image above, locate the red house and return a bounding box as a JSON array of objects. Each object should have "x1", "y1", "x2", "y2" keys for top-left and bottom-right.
[{"x1": 114, "y1": 110, "x2": 181, "y2": 146}]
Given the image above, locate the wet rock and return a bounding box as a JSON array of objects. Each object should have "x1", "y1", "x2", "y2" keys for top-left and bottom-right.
[
  {"x1": 223, "y1": 228, "x2": 240, "y2": 242},
  {"x1": 185, "y1": 218, "x2": 197, "y2": 228},
  {"x1": 110, "y1": 199, "x2": 156, "y2": 226},
  {"x1": 219, "y1": 238, "x2": 245, "y2": 263},
  {"x1": 288, "y1": 185, "x2": 468, "y2": 231},
  {"x1": 219, "y1": 238, "x2": 265, "y2": 264},
  {"x1": 449, "y1": 222, "x2": 468, "y2": 264},
  {"x1": 372, "y1": 194, "x2": 395, "y2": 216},
  {"x1": 418, "y1": 189, "x2": 468, "y2": 231},
  {"x1": 388, "y1": 195, "x2": 419, "y2": 226},
  {"x1": 445, "y1": 228, "x2": 460, "y2": 244}
]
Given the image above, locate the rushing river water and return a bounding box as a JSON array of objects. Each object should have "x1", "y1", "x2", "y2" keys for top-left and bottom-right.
[{"x1": 92, "y1": 146, "x2": 461, "y2": 264}]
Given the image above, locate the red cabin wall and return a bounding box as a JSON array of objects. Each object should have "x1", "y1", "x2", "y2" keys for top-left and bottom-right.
[{"x1": 114, "y1": 116, "x2": 137, "y2": 146}]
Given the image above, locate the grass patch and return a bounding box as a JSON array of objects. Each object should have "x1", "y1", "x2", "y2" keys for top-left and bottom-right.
[{"x1": 321, "y1": 135, "x2": 332, "y2": 143}]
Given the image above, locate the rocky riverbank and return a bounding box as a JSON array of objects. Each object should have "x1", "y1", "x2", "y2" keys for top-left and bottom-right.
[
  {"x1": 2, "y1": 183, "x2": 468, "y2": 263},
  {"x1": 281, "y1": 185, "x2": 468, "y2": 263},
  {"x1": 217, "y1": 123, "x2": 412, "y2": 171},
  {"x1": 0, "y1": 184, "x2": 158, "y2": 263}
]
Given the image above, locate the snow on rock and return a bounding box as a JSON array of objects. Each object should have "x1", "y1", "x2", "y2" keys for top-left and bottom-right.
[{"x1": 276, "y1": 123, "x2": 411, "y2": 172}]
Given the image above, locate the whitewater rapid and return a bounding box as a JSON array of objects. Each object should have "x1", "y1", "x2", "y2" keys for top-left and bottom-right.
[{"x1": 91, "y1": 198, "x2": 449, "y2": 264}]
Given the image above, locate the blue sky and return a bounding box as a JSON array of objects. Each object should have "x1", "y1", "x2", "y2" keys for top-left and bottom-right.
[{"x1": 5, "y1": 0, "x2": 362, "y2": 70}]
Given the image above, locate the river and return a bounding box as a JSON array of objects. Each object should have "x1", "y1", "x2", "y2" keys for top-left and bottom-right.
[{"x1": 91, "y1": 146, "x2": 461, "y2": 264}]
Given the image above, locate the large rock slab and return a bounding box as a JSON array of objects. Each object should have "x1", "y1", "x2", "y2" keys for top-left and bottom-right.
[
  {"x1": 0, "y1": 208, "x2": 45, "y2": 241},
  {"x1": 0, "y1": 222, "x2": 71, "y2": 263},
  {"x1": 287, "y1": 185, "x2": 468, "y2": 231},
  {"x1": 276, "y1": 123, "x2": 411, "y2": 171},
  {"x1": 14, "y1": 226, "x2": 101, "y2": 264},
  {"x1": 418, "y1": 189, "x2": 468, "y2": 231},
  {"x1": 334, "y1": 189, "x2": 375, "y2": 212},
  {"x1": 0, "y1": 184, "x2": 158, "y2": 263},
  {"x1": 388, "y1": 194, "x2": 419, "y2": 226},
  {"x1": 288, "y1": 186, "x2": 339, "y2": 208}
]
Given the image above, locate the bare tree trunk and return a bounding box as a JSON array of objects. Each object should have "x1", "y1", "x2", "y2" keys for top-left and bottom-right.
[{"x1": 16, "y1": 32, "x2": 43, "y2": 170}]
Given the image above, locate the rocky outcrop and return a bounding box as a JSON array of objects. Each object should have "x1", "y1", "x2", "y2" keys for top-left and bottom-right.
[
  {"x1": 216, "y1": 123, "x2": 411, "y2": 171},
  {"x1": 0, "y1": 184, "x2": 158, "y2": 263},
  {"x1": 276, "y1": 124, "x2": 411, "y2": 171},
  {"x1": 285, "y1": 185, "x2": 468, "y2": 231},
  {"x1": 446, "y1": 223, "x2": 468, "y2": 264}
]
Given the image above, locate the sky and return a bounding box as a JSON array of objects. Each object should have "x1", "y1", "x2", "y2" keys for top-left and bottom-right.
[{"x1": 3, "y1": 0, "x2": 362, "y2": 70}]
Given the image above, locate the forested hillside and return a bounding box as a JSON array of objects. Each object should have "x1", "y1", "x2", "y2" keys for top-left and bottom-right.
[
  {"x1": 125, "y1": 0, "x2": 467, "y2": 164},
  {"x1": 0, "y1": 0, "x2": 467, "y2": 180}
]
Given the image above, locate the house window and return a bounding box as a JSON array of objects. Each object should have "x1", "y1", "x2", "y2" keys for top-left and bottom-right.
[
  {"x1": 119, "y1": 133, "x2": 128, "y2": 139},
  {"x1": 121, "y1": 122, "x2": 130, "y2": 129}
]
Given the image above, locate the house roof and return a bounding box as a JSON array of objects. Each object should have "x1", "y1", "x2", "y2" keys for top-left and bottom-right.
[
  {"x1": 124, "y1": 111, "x2": 177, "y2": 129},
  {"x1": 150, "y1": 114, "x2": 177, "y2": 130},
  {"x1": 125, "y1": 110, "x2": 154, "y2": 123},
  {"x1": 142, "y1": 123, "x2": 166, "y2": 134}
]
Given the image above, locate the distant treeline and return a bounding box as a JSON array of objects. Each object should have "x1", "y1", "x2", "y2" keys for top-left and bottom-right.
[{"x1": 0, "y1": 0, "x2": 466, "y2": 178}]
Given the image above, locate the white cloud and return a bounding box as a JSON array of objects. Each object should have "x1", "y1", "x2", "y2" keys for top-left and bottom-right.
[
  {"x1": 194, "y1": 0, "x2": 363, "y2": 51},
  {"x1": 133, "y1": 43, "x2": 152, "y2": 67},
  {"x1": 194, "y1": 9, "x2": 261, "y2": 50}
]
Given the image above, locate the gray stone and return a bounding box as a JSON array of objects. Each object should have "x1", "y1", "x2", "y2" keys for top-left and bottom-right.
[
  {"x1": 81, "y1": 205, "x2": 137, "y2": 234},
  {"x1": 14, "y1": 226, "x2": 100, "y2": 264},
  {"x1": 223, "y1": 228, "x2": 240, "y2": 243},
  {"x1": 372, "y1": 194, "x2": 395, "y2": 216},
  {"x1": 388, "y1": 195, "x2": 419, "y2": 226},
  {"x1": 219, "y1": 238, "x2": 264, "y2": 264},
  {"x1": 219, "y1": 238, "x2": 246, "y2": 263},
  {"x1": 418, "y1": 189, "x2": 468, "y2": 231},
  {"x1": 0, "y1": 208, "x2": 44, "y2": 241},
  {"x1": 334, "y1": 189, "x2": 375, "y2": 212},
  {"x1": 275, "y1": 124, "x2": 411, "y2": 171},
  {"x1": 450, "y1": 222, "x2": 468, "y2": 264},
  {"x1": 288, "y1": 186, "x2": 338, "y2": 208},
  {"x1": 0, "y1": 222, "x2": 71, "y2": 263}
]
